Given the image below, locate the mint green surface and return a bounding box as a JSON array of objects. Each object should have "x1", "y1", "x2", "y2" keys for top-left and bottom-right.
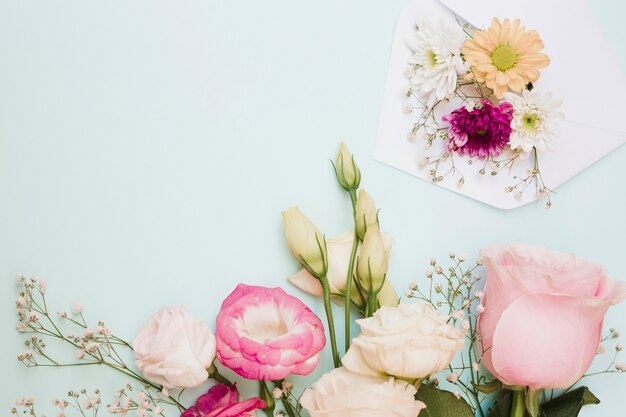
[{"x1": 1, "y1": 0, "x2": 624, "y2": 415}]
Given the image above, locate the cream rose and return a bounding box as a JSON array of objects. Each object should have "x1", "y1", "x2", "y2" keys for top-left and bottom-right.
[
  {"x1": 300, "y1": 367, "x2": 426, "y2": 417},
  {"x1": 133, "y1": 306, "x2": 216, "y2": 388},
  {"x1": 342, "y1": 303, "x2": 464, "y2": 379}
]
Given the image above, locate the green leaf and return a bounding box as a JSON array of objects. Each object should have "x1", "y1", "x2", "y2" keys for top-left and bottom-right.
[
  {"x1": 474, "y1": 379, "x2": 502, "y2": 394},
  {"x1": 416, "y1": 384, "x2": 474, "y2": 417},
  {"x1": 541, "y1": 387, "x2": 600, "y2": 417},
  {"x1": 487, "y1": 391, "x2": 512, "y2": 417}
]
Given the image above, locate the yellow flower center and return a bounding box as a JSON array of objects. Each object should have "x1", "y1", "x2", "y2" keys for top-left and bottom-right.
[
  {"x1": 491, "y1": 45, "x2": 517, "y2": 71},
  {"x1": 521, "y1": 112, "x2": 541, "y2": 131},
  {"x1": 427, "y1": 49, "x2": 438, "y2": 67}
]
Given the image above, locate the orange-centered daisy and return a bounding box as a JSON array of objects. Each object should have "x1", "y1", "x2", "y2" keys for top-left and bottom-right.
[{"x1": 463, "y1": 18, "x2": 549, "y2": 98}]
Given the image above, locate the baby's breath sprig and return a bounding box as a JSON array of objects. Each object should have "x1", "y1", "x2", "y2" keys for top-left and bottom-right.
[
  {"x1": 503, "y1": 148, "x2": 554, "y2": 208},
  {"x1": 405, "y1": 253, "x2": 488, "y2": 417},
  {"x1": 14, "y1": 274, "x2": 186, "y2": 413}
]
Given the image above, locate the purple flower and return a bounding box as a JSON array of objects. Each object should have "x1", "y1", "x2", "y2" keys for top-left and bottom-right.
[
  {"x1": 181, "y1": 384, "x2": 266, "y2": 417},
  {"x1": 442, "y1": 99, "x2": 513, "y2": 159}
]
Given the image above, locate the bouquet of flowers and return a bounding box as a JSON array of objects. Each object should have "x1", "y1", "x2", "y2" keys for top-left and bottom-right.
[
  {"x1": 404, "y1": 17, "x2": 565, "y2": 207},
  {"x1": 12, "y1": 143, "x2": 626, "y2": 417}
]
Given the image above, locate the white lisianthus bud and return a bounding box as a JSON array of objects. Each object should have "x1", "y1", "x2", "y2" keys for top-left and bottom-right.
[
  {"x1": 354, "y1": 190, "x2": 379, "y2": 241},
  {"x1": 282, "y1": 207, "x2": 328, "y2": 278},
  {"x1": 334, "y1": 143, "x2": 361, "y2": 191},
  {"x1": 356, "y1": 228, "x2": 388, "y2": 294}
]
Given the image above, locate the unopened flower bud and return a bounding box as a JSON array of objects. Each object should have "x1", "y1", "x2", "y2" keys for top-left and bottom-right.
[
  {"x1": 334, "y1": 142, "x2": 361, "y2": 191},
  {"x1": 355, "y1": 190, "x2": 379, "y2": 241},
  {"x1": 282, "y1": 207, "x2": 327, "y2": 278},
  {"x1": 356, "y1": 228, "x2": 389, "y2": 294}
]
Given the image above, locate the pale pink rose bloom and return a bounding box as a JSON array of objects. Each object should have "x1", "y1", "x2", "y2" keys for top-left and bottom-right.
[
  {"x1": 479, "y1": 243, "x2": 626, "y2": 390},
  {"x1": 133, "y1": 306, "x2": 216, "y2": 388},
  {"x1": 216, "y1": 284, "x2": 325, "y2": 381}
]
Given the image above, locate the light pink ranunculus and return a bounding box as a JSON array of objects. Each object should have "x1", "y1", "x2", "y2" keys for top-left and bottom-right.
[
  {"x1": 133, "y1": 306, "x2": 216, "y2": 388},
  {"x1": 216, "y1": 284, "x2": 326, "y2": 381},
  {"x1": 479, "y1": 243, "x2": 626, "y2": 390},
  {"x1": 181, "y1": 383, "x2": 266, "y2": 417}
]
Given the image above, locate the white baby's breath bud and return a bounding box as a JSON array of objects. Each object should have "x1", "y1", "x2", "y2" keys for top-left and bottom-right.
[
  {"x1": 403, "y1": 104, "x2": 413, "y2": 114},
  {"x1": 616, "y1": 362, "x2": 626, "y2": 372},
  {"x1": 407, "y1": 131, "x2": 417, "y2": 142},
  {"x1": 282, "y1": 207, "x2": 327, "y2": 278},
  {"x1": 474, "y1": 291, "x2": 483, "y2": 299},
  {"x1": 334, "y1": 142, "x2": 361, "y2": 191},
  {"x1": 447, "y1": 372, "x2": 459, "y2": 384},
  {"x1": 472, "y1": 362, "x2": 480, "y2": 372},
  {"x1": 434, "y1": 266, "x2": 443, "y2": 275},
  {"x1": 355, "y1": 190, "x2": 379, "y2": 241},
  {"x1": 72, "y1": 304, "x2": 83, "y2": 315},
  {"x1": 514, "y1": 191, "x2": 523, "y2": 202},
  {"x1": 153, "y1": 407, "x2": 163, "y2": 415},
  {"x1": 272, "y1": 387, "x2": 283, "y2": 399},
  {"x1": 434, "y1": 283, "x2": 443, "y2": 292},
  {"x1": 418, "y1": 157, "x2": 429, "y2": 169},
  {"x1": 616, "y1": 343, "x2": 623, "y2": 352},
  {"x1": 596, "y1": 344, "x2": 606, "y2": 354},
  {"x1": 454, "y1": 391, "x2": 461, "y2": 399},
  {"x1": 428, "y1": 375, "x2": 439, "y2": 385},
  {"x1": 476, "y1": 304, "x2": 485, "y2": 314},
  {"x1": 425, "y1": 271, "x2": 433, "y2": 278}
]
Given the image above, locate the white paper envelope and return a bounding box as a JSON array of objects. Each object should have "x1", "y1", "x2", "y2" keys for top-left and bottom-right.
[{"x1": 374, "y1": 0, "x2": 626, "y2": 209}]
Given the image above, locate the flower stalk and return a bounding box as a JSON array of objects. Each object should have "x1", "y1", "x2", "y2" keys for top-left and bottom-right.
[
  {"x1": 320, "y1": 275, "x2": 341, "y2": 367},
  {"x1": 510, "y1": 390, "x2": 526, "y2": 417},
  {"x1": 344, "y1": 189, "x2": 359, "y2": 351}
]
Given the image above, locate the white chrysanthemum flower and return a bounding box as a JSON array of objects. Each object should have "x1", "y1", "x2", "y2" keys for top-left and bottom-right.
[
  {"x1": 504, "y1": 89, "x2": 564, "y2": 158},
  {"x1": 404, "y1": 18, "x2": 467, "y2": 108}
]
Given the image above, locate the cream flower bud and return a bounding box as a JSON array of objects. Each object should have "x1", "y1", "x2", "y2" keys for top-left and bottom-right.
[
  {"x1": 334, "y1": 142, "x2": 361, "y2": 191},
  {"x1": 355, "y1": 190, "x2": 379, "y2": 241},
  {"x1": 282, "y1": 207, "x2": 328, "y2": 278},
  {"x1": 356, "y1": 228, "x2": 388, "y2": 294}
]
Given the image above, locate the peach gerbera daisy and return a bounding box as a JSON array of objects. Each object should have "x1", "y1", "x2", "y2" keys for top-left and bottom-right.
[{"x1": 463, "y1": 18, "x2": 549, "y2": 98}]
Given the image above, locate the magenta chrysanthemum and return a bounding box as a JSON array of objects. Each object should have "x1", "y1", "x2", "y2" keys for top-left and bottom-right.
[{"x1": 442, "y1": 99, "x2": 513, "y2": 158}]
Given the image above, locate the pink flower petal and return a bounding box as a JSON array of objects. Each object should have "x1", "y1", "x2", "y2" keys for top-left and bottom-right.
[{"x1": 490, "y1": 294, "x2": 608, "y2": 389}]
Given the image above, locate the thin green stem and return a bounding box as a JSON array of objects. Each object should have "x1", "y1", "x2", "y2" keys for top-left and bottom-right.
[
  {"x1": 320, "y1": 275, "x2": 341, "y2": 367},
  {"x1": 344, "y1": 189, "x2": 359, "y2": 352},
  {"x1": 511, "y1": 390, "x2": 526, "y2": 417}
]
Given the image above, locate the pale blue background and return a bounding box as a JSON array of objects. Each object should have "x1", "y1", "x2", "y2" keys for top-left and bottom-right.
[{"x1": 1, "y1": 0, "x2": 624, "y2": 415}]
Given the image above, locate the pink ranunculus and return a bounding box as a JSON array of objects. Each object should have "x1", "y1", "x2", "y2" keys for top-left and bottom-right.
[
  {"x1": 216, "y1": 284, "x2": 326, "y2": 381},
  {"x1": 478, "y1": 243, "x2": 626, "y2": 390},
  {"x1": 181, "y1": 383, "x2": 266, "y2": 417}
]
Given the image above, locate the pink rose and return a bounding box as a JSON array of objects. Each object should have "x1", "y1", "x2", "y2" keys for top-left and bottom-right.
[
  {"x1": 181, "y1": 384, "x2": 266, "y2": 417},
  {"x1": 216, "y1": 284, "x2": 325, "y2": 380},
  {"x1": 479, "y1": 243, "x2": 626, "y2": 390},
  {"x1": 133, "y1": 306, "x2": 216, "y2": 388}
]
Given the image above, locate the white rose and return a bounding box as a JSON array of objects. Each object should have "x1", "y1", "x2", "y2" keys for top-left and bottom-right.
[
  {"x1": 342, "y1": 303, "x2": 464, "y2": 379},
  {"x1": 300, "y1": 367, "x2": 426, "y2": 417},
  {"x1": 133, "y1": 306, "x2": 216, "y2": 388},
  {"x1": 287, "y1": 231, "x2": 399, "y2": 309}
]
